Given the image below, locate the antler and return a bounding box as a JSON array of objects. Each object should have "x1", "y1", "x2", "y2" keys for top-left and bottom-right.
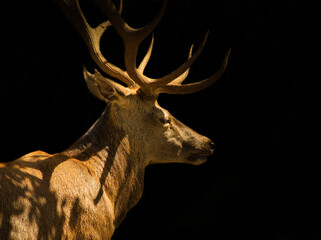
[
  {"x1": 54, "y1": 0, "x2": 230, "y2": 97},
  {"x1": 158, "y1": 48, "x2": 231, "y2": 94},
  {"x1": 54, "y1": 0, "x2": 135, "y2": 87}
]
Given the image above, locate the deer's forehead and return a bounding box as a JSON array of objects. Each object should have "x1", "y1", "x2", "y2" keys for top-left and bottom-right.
[
  {"x1": 133, "y1": 101, "x2": 169, "y2": 119},
  {"x1": 130, "y1": 98, "x2": 163, "y2": 113},
  {"x1": 151, "y1": 103, "x2": 171, "y2": 118}
]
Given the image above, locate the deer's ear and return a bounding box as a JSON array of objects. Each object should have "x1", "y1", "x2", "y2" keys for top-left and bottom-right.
[{"x1": 83, "y1": 66, "x2": 129, "y2": 104}]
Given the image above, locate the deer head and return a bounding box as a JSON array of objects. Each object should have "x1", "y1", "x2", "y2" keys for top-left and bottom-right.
[{"x1": 55, "y1": 0, "x2": 230, "y2": 166}]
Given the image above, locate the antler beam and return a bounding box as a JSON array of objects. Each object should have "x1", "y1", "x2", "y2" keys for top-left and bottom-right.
[{"x1": 54, "y1": 0, "x2": 135, "y2": 87}]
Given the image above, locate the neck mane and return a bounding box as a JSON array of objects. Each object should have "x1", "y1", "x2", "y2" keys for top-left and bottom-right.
[{"x1": 62, "y1": 103, "x2": 146, "y2": 227}]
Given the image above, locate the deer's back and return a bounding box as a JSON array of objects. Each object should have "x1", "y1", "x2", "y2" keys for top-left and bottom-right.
[{"x1": 0, "y1": 151, "x2": 114, "y2": 239}]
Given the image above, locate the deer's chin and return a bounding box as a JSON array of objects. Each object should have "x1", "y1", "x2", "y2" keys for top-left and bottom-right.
[{"x1": 187, "y1": 154, "x2": 208, "y2": 165}]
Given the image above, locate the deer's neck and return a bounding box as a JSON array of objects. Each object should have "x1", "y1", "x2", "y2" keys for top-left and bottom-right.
[{"x1": 62, "y1": 104, "x2": 146, "y2": 227}]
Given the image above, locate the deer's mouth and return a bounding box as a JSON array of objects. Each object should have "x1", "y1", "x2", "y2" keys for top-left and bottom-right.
[{"x1": 187, "y1": 151, "x2": 212, "y2": 165}]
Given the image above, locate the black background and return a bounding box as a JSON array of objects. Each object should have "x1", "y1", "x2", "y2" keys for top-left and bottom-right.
[{"x1": 0, "y1": 0, "x2": 318, "y2": 239}]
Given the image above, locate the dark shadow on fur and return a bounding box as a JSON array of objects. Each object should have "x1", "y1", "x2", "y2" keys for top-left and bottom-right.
[{"x1": 0, "y1": 154, "x2": 69, "y2": 239}]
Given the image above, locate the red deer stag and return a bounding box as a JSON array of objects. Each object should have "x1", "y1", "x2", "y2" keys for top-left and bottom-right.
[{"x1": 0, "y1": 0, "x2": 230, "y2": 239}]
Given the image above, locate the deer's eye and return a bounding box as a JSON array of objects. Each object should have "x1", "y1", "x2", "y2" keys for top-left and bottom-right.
[{"x1": 159, "y1": 117, "x2": 171, "y2": 125}]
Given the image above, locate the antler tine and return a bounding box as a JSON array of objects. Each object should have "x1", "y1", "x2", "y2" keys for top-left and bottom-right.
[
  {"x1": 138, "y1": 34, "x2": 154, "y2": 74},
  {"x1": 157, "y1": 49, "x2": 231, "y2": 95},
  {"x1": 150, "y1": 31, "x2": 209, "y2": 89},
  {"x1": 54, "y1": 0, "x2": 135, "y2": 87},
  {"x1": 169, "y1": 44, "x2": 194, "y2": 85},
  {"x1": 98, "y1": 0, "x2": 167, "y2": 43},
  {"x1": 98, "y1": 0, "x2": 167, "y2": 95}
]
